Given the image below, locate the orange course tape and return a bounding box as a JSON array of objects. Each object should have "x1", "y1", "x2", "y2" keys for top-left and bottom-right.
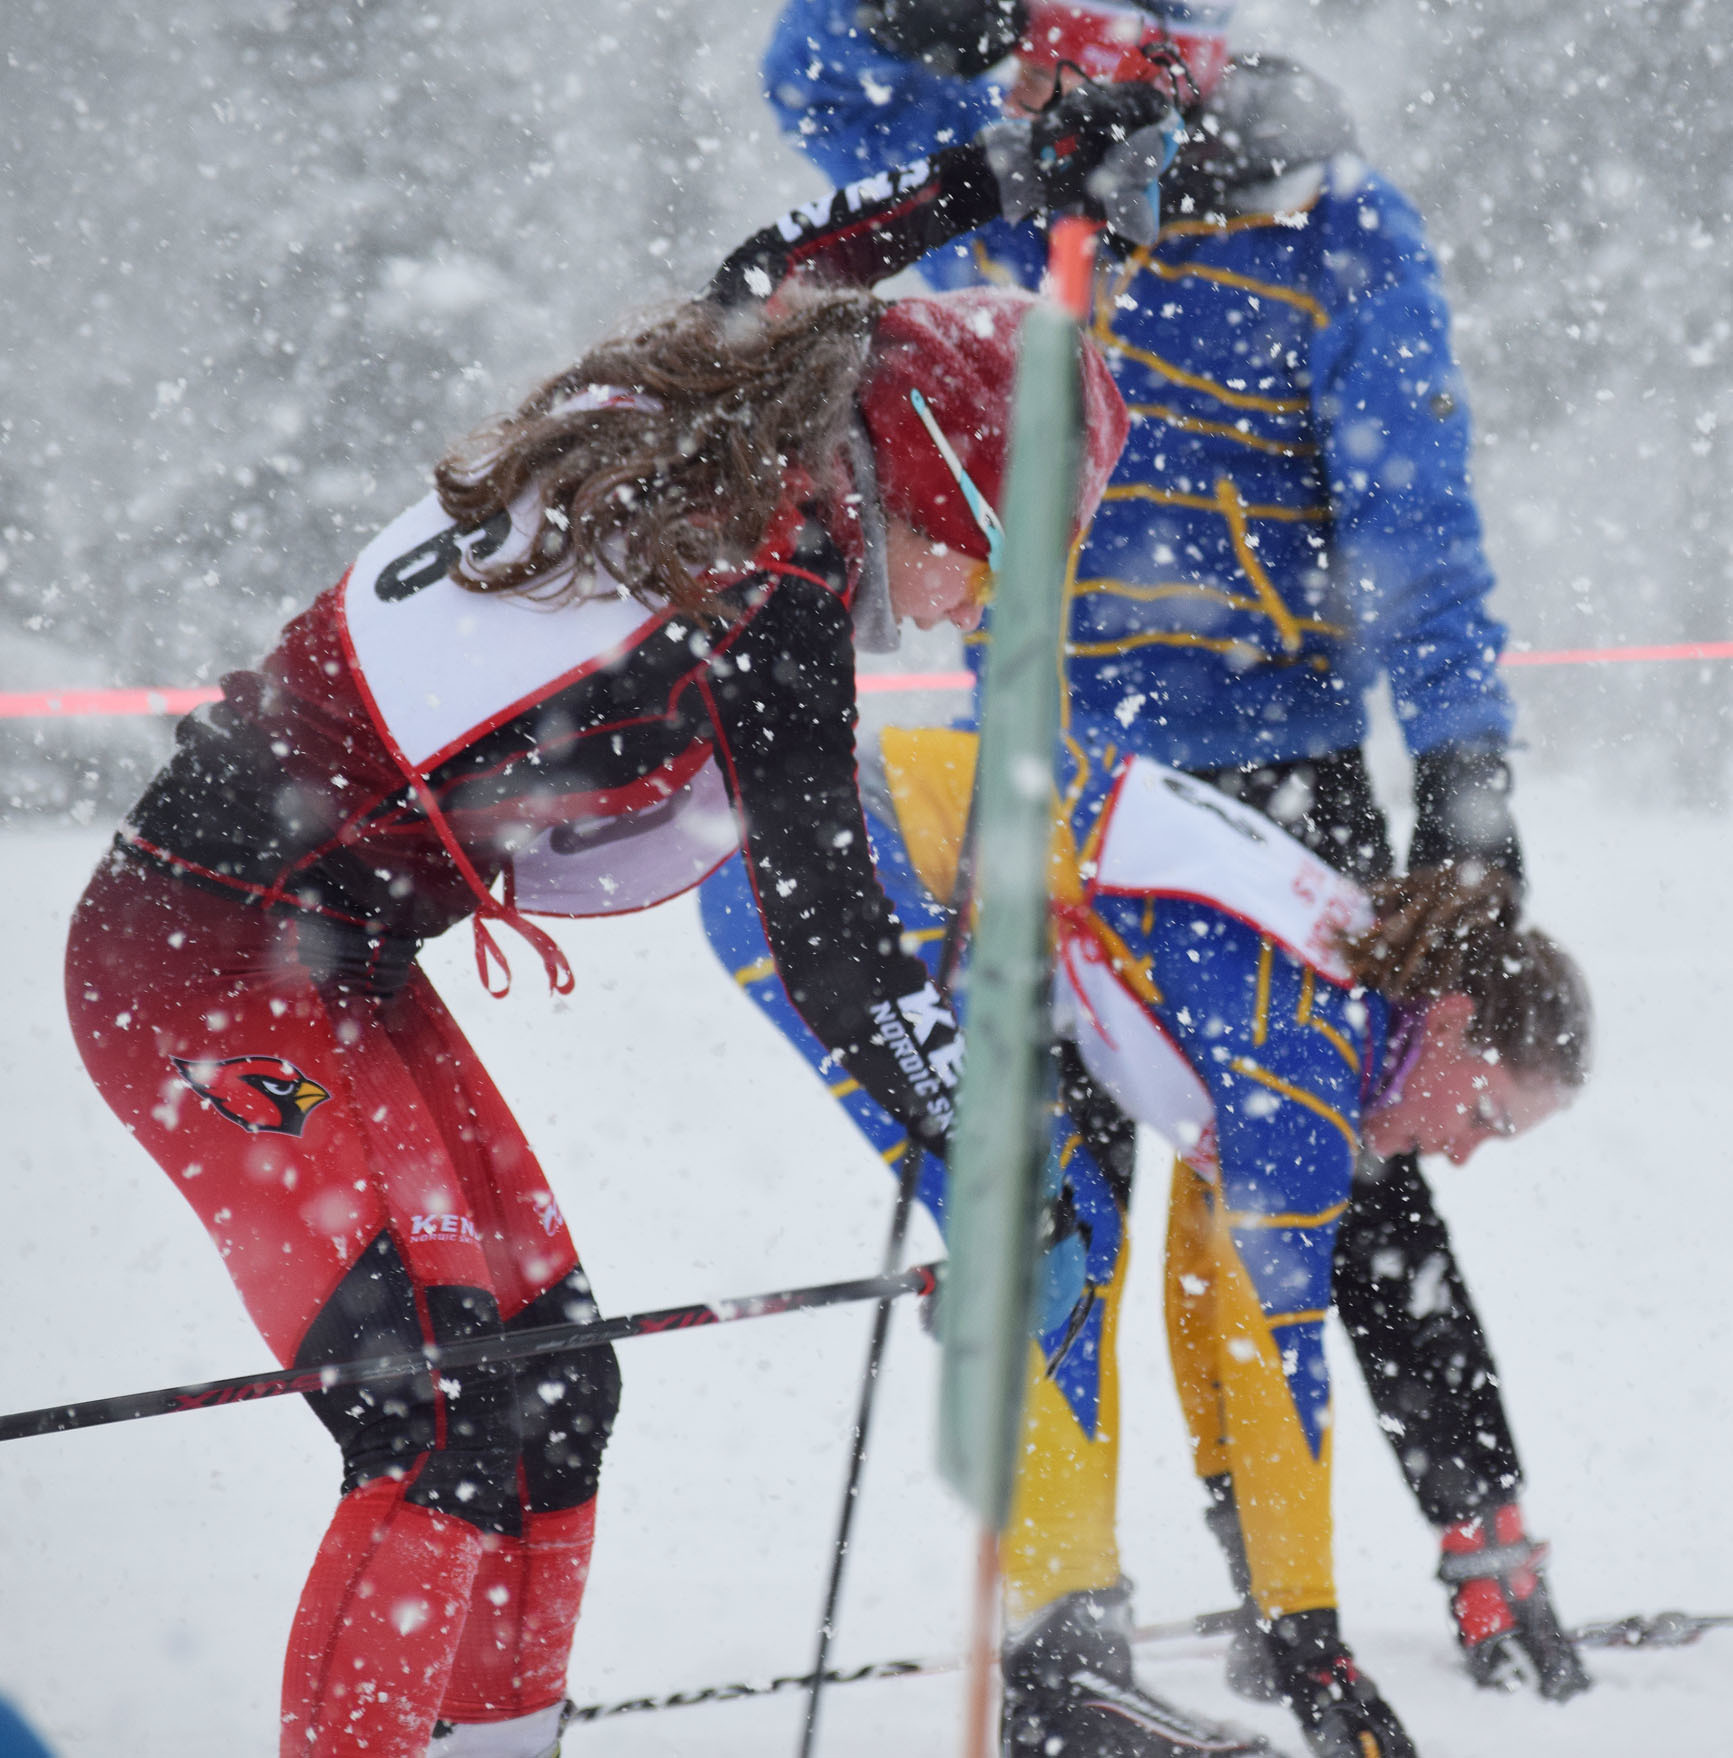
[{"x1": 0, "y1": 686, "x2": 224, "y2": 719}]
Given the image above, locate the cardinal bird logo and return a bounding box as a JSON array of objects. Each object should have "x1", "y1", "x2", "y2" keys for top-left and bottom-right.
[{"x1": 171, "y1": 1055, "x2": 332, "y2": 1136}]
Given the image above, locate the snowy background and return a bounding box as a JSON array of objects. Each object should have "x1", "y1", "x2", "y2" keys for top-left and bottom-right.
[
  {"x1": 4, "y1": 0, "x2": 1733, "y2": 814},
  {"x1": 3, "y1": 0, "x2": 1732, "y2": 1753}
]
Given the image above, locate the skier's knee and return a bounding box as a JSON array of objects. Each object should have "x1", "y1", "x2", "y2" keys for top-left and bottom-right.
[
  {"x1": 510, "y1": 1271, "x2": 622, "y2": 1512},
  {"x1": 399, "y1": 1284, "x2": 526, "y2": 1532},
  {"x1": 311, "y1": 1380, "x2": 524, "y2": 1535},
  {"x1": 297, "y1": 1243, "x2": 526, "y2": 1534},
  {"x1": 518, "y1": 1339, "x2": 621, "y2": 1511}
]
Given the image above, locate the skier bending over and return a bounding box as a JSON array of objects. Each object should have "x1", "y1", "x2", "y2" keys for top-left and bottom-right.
[
  {"x1": 758, "y1": 0, "x2": 1589, "y2": 1709},
  {"x1": 59, "y1": 94, "x2": 1152, "y2": 1758},
  {"x1": 702, "y1": 729, "x2": 1590, "y2": 1758}
]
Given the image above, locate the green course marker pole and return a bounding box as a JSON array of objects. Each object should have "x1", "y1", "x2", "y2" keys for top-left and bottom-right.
[{"x1": 938, "y1": 215, "x2": 1097, "y2": 1756}]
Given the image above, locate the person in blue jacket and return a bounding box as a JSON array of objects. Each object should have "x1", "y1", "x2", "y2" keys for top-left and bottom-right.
[{"x1": 740, "y1": 0, "x2": 1589, "y2": 1726}]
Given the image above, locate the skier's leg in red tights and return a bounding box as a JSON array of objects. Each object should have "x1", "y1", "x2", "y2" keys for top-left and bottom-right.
[
  {"x1": 380, "y1": 974, "x2": 614, "y2": 1730},
  {"x1": 282, "y1": 1479, "x2": 485, "y2": 1755},
  {"x1": 65, "y1": 855, "x2": 618, "y2": 1757},
  {"x1": 438, "y1": 1503, "x2": 599, "y2": 1728}
]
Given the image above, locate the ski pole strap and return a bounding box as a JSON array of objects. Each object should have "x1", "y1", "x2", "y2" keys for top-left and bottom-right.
[{"x1": 0, "y1": 1262, "x2": 941, "y2": 1445}]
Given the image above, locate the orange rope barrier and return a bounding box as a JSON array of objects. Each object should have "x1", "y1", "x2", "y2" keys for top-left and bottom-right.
[
  {"x1": 4, "y1": 640, "x2": 1730, "y2": 720},
  {"x1": 0, "y1": 686, "x2": 223, "y2": 719}
]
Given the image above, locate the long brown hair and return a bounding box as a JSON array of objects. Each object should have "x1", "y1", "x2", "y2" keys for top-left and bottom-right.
[
  {"x1": 434, "y1": 286, "x2": 882, "y2": 618},
  {"x1": 1342, "y1": 867, "x2": 1592, "y2": 1088}
]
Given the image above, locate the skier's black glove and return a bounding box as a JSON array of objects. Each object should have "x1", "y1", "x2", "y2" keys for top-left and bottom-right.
[
  {"x1": 980, "y1": 81, "x2": 1182, "y2": 246},
  {"x1": 1410, "y1": 739, "x2": 1525, "y2": 898},
  {"x1": 859, "y1": 0, "x2": 1028, "y2": 79},
  {"x1": 1439, "y1": 1505, "x2": 1592, "y2": 1701}
]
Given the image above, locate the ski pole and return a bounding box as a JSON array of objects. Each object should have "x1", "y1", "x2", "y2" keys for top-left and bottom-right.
[
  {"x1": 567, "y1": 1604, "x2": 1733, "y2": 1727},
  {"x1": 571, "y1": 1611, "x2": 1242, "y2": 1725},
  {"x1": 799, "y1": 775, "x2": 981, "y2": 1757},
  {"x1": 0, "y1": 1261, "x2": 941, "y2": 1445},
  {"x1": 797, "y1": 1141, "x2": 927, "y2": 1758}
]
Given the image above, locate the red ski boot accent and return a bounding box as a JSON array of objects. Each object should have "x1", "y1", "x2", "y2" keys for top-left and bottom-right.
[{"x1": 1438, "y1": 1503, "x2": 1590, "y2": 1700}]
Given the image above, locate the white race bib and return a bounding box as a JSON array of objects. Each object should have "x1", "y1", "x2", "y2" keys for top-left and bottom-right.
[
  {"x1": 339, "y1": 493, "x2": 741, "y2": 916},
  {"x1": 1091, "y1": 760, "x2": 1371, "y2": 981},
  {"x1": 510, "y1": 759, "x2": 739, "y2": 919},
  {"x1": 1052, "y1": 937, "x2": 1215, "y2": 1147},
  {"x1": 340, "y1": 493, "x2": 665, "y2": 772}
]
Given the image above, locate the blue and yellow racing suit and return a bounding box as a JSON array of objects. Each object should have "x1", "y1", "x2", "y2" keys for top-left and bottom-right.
[{"x1": 701, "y1": 736, "x2": 1391, "y2": 1624}]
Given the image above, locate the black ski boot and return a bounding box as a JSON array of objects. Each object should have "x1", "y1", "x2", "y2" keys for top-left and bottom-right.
[
  {"x1": 1263, "y1": 1609, "x2": 1417, "y2": 1758},
  {"x1": 1453, "y1": 1568, "x2": 1589, "y2": 1700},
  {"x1": 1200, "y1": 1476, "x2": 1282, "y2": 1704},
  {"x1": 1002, "y1": 1582, "x2": 1271, "y2": 1756}
]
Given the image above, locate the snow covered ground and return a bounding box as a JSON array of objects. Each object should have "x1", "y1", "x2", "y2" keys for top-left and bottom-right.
[{"x1": 1, "y1": 774, "x2": 1730, "y2": 1756}]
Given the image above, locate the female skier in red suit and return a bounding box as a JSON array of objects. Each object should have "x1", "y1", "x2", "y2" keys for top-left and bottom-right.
[{"x1": 63, "y1": 268, "x2": 1128, "y2": 1754}]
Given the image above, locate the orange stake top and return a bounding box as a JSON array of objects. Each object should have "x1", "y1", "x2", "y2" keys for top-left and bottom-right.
[{"x1": 1046, "y1": 215, "x2": 1100, "y2": 323}]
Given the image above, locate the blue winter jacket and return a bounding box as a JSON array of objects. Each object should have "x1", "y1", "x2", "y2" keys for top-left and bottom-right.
[{"x1": 762, "y1": 0, "x2": 1515, "y2": 771}]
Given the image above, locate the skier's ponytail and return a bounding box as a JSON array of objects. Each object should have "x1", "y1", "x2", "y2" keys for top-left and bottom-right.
[
  {"x1": 1343, "y1": 867, "x2": 1592, "y2": 1089},
  {"x1": 434, "y1": 285, "x2": 880, "y2": 617}
]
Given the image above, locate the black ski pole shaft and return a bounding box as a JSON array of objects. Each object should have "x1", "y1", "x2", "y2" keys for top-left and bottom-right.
[
  {"x1": 798, "y1": 773, "x2": 980, "y2": 1757},
  {"x1": 0, "y1": 1261, "x2": 941, "y2": 1446},
  {"x1": 798, "y1": 1140, "x2": 926, "y2": 1758}
]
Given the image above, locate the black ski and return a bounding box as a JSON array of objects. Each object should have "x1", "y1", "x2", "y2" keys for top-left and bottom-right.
[
  {"x1": 568, "y1": 1612, "x2": 1240, "y2": 1724},
  {"x1": 563, "y1": 1604, "x2": 1733, "y2": 1725}
]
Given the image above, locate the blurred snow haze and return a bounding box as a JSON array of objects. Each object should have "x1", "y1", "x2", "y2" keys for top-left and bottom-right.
[
  {"x1": 3, "y1": 5, "x2": 1733, "y2": 1755},
  {"x1": 4, "y1": 0, "x2": 1733, "y2": 815}
]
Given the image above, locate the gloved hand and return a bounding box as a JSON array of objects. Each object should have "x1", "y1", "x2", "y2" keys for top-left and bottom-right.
[
  {"x1": 1438, "y1": 1504, "x2": 1592, "y2": 1701},
  {"x1": 980, "y1": 80, "x2": 1184, "y2": 246},
  {"x1": 860, "y1": 0, "x2": 1028, "y2": 79},
  {"x1": 1410, "y1": 740, "x2": 1525, "y2": 895}
]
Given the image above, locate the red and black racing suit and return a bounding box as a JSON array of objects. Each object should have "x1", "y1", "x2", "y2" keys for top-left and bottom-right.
[
  {"x1": 65, "y1": 136, "x2": 1028, "y2": 1757},
  {"x1": 66, "y1": 519, "x2": 962, "y2": 1754}
]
